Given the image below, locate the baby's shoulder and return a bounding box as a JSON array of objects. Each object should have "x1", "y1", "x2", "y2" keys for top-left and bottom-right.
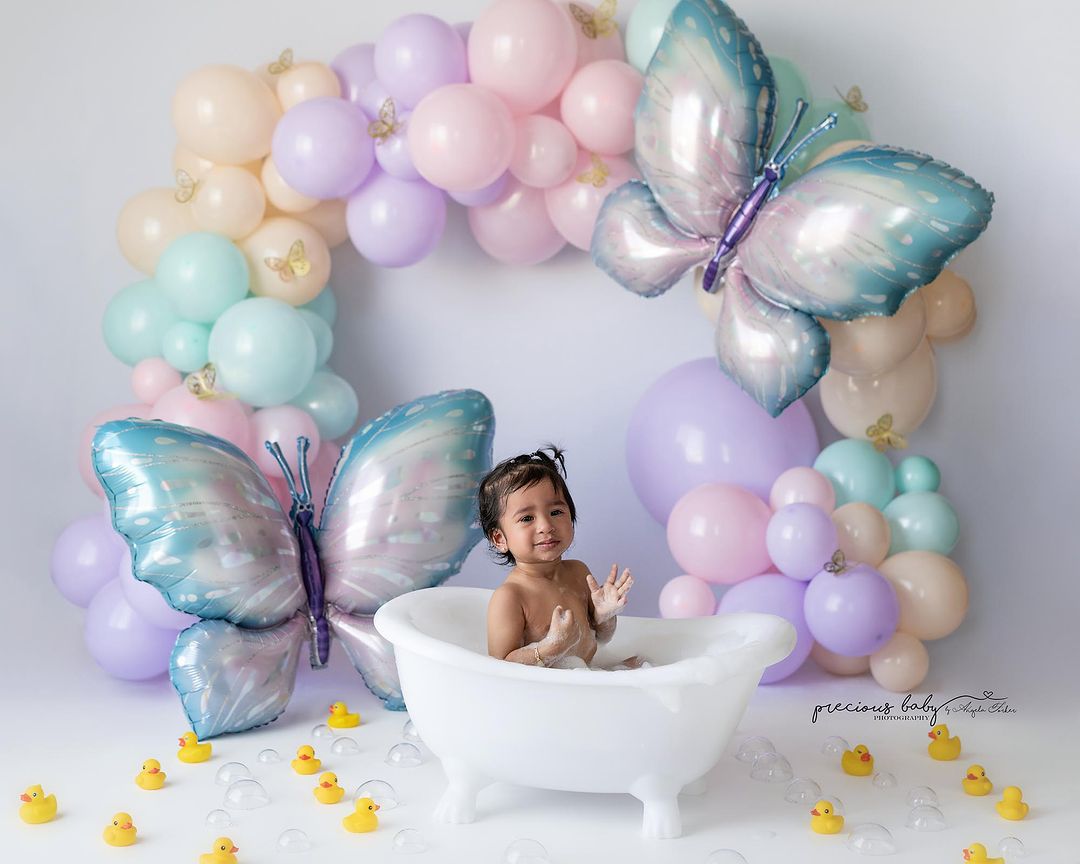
[
  {"x1": 561, "y1": 560, "x2": 592, "y2": 584},
  {"x1": 488, "y1": 581, "x2": 526, "y2": 615}
]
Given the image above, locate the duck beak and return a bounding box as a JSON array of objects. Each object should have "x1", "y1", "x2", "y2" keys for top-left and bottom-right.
[
  {"x1": 320, "y1": 782, "x2": 331, "y2": 788},
  {"x1": 149, "y1": 767, "x2": 159, "y2": 774},
  {"x1": 860, "y1": 753, "x2": 870, "y2": 761},
  {"x1": 966, "y1": 773, "x2": 977, "y2": 780},
  {"x1": 374, "y1": 804, "x2": 381, "y2": 811},
  {"x1": 231, "y1": 846, "x2": 238, "y2": 853},
  {"x1": 810, "y1": 808, "x2": 820, "y2": 816},
  {"x1": 962, "y1": 851, "x2": 971, "y2": 861},
  {"x1": 20, "y1": 794, "x2": 31, "y2": 802},
  {"x1": 121, "y1": 822, "x2": 132, "y2": 830},
  {"x1": 178, "y1": 738, "x2": 185, "y2": 746}
]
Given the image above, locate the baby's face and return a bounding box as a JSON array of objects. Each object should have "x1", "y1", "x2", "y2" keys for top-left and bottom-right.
[{"x1": 492, "y1": 480, "x2": 574, "y2": 565}]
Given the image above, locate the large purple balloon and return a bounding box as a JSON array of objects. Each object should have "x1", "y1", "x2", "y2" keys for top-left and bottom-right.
[
  {"x1": 766, "y1": 503, "x2": 839, "y2": 582},
  {"x1": 626, "y1": 358, "x2": 819, "y2": 523},
  {"x1": 51, "y1": 514, "x2": 125, "y2": 608},
  {"x1": 117, "y1": 551, "x2": 199, "y2": 631},
  {"x1": 804, "y1": 563, "x2": 900, "y2": 656},
  {"x1": 84, "y1": 579, "x2": 178, "y2": 680},
  {"x1": 271, "y1": 97, "x2": 375, "y2": 199},
  {"x1": 374, "y1": 14, "x2": 468, "y2": 109},
  {"x1": 717, "y1": 572, "x2": 811, "y2": 683},
  {"x1": 346, "y1": 170, "x2": 447, "y2": 267},
  {"x1": 331, "y1": 43, "x2": 377, "y2": 104}
]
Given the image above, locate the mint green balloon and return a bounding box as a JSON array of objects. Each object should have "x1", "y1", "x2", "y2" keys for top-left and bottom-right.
[
  {"x1": 769, "y1": 56, "x2": 814, "y2": 154},
  {"x1": 298, "y1": 310, "x2": 334, "y2": 369},
  {"x1": 884, "y1": 491, "x2": 958, "y2": 556},
  {"x1": 896, "y1": 456, "x2": 941, "y2": 494},
  {"x1": 290, "y1": 369, "x2": 359, "y2": 440},
  {"x1": 161, "y1": 321, "x2": 211, "y2": 373},
  {"x1": 300, "y1": 285, "x2": 337, "y2": 327},
  {"x1": 786, "y1": 97, "x2": 872, "y2": 182},
  {"x1": 156, "y1": 232, "x2": 249, "y2": 324},
  {"x1": 102, "y1": 279, "x2": 178, "y2": 366},
  {"x1": 625, "y1": 0, "x2": 679, "y2": 73},
  {"x1": 813, "y1": 439, "x2": 896, "y2": 510}
]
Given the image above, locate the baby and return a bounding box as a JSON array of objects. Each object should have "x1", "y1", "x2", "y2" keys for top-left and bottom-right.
[{"x1": 481, "y1": 446, "x2": 639, "y2": 669}]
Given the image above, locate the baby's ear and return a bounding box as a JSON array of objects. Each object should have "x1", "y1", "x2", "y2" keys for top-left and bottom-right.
[{"x1": 490, "y1": 528, "x2": 507, "y2": 551}]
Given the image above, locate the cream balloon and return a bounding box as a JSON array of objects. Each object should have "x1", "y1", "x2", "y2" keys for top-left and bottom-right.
[
  {"x1": 831, "y1": 502, "x2": 891, "y2": 567},
  {"x1": 173, "y1": 145, "x2": 261, "y2": 180},
  {"x1": 116, "y1": 187, "x2": 198, "y2": 274},
  {"x1": 261, "y1": 156, "x2": 319, "y2": 213},
  {"x1": 694, "y1": 266, "x2": 724, "y2": 324},
  {"x1": 276, "y1": 62, "x2": 342, "y2": 110},
  {"x1": 921, "y1": 270, "x2": 977, "y2": 342},
  {"x1": 240, "y1": 217, "x2": 331, "y2": 306},
  {"x1": 172, "y1": 65, "x2": 282, "y2": 164},
  {"x1": 807, "y1": 139, "x2": 874, "y2": 170},
  {"x1": 295, "y1": 198, "x2": 349, "y2": 248},
  {"x1": 879, "y1": 551, "x2": 968, "y2": 641},
  {"x1": 810, "y1": 642, "x2": 869, "y2": 676},
  {"x1": 870, "y1": 632, "x2": 929, "y2": 692},
  {"x1": 820, "y1": 338, "x2": 938, "y2": 441},
  {"x1": 190, "y1": 166, "x2": 266, "y2": 239},
  {"x1": 820, "y1": 291, "x2": 927, "y2": 377}
]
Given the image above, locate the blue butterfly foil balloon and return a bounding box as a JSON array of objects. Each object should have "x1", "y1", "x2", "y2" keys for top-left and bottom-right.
[
  {"x1": 92, "y1": 389, "x2": 495, "y2": 738},
  {"x1": 591, "y1": 0, "x2": 994, "y2": 416}
]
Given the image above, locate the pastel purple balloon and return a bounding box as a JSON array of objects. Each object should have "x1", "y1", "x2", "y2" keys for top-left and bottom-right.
[
  {"x1": 271, "y1": 97, "x2": 375, "y2": 199},
  {"x1": 117, "y1": 551, "x2": 199, "y2": 631},
  {"x1": 804, "y1": 562, "x2": 900, "y2": 656},
  {"x1": 448, "y1": 171, "x2": 509, "y2": 207},
  {"x1": 627, "y1": 358, "x2": 819, "y2": 524},
  {"x1": 766, "y1": 503, "x2": 840, "y2": 581},
  {"x1": 717, "y1": 572, "x2": 811, "y2": 683},
  {"x1": 359, "y1": 80, "x2": 393, "y2": 120},
  {"x1": 51, "y1": 514, "x2": 125, "y2": 608},
  {"x1": 331, "y1": 42, "x2": 377, "y2": 104},
  {"x1": 84, "y1": 579, "x2": 177, "y2": 680},
  {"x1": 374, "y1": 14, "x2": 468, "y2": 109},
  {"x1": 346, "y1": 170, "x2": 447, "y2": 267},
  {"x1": 375, "y1": 110, "x2": 422, "y2": 180}
]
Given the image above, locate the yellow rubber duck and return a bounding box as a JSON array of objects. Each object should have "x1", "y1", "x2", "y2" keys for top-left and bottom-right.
[
  {"x1": 809, "y1": 799, "x2": 844, "y2": 834},
  {"x1": 995, "y1": 785, "x2": 1029, "y2": 820},
  {"x1": 177, "y1": 732, "x2": 212, "y2": 763},
  {"x1": 135, "y1": 758, "x2": 166, "y2": 790},
  {"x1": 841, "y1": 744, "x2": 874, "y2": 776},
  {"x1": 342, "y1": 796, "x2": 380, "y2": 833},
  {"x1": 962, "y1": 764, "x2": 993, "y2": 797},
  {"x1": 327, "y1": 701, "x2": 361, "y2": 728},
  {"x1": 199, "y1": 836, "x2": 239, "y2": 864},
  {"x1": 292, "y1": 744, "x2": 322, "y2": 775},
  {"x1": 962, "y1": 842, "x2": 1004, "y2": 863},
  {"x1": 103, "y1": 811, "x2": 137, "y2": 847},
  {"x1": 314, "y1": 771, "x2": 345, "y2": 804},
  {"x1": 928, "y1": 724, "x2": 962, "y2": 761},
  {"x1": 18, "y1": 784, "x2": 57, "y2": 824}
]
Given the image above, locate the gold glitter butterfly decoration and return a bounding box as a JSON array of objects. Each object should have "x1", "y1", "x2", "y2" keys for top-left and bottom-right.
[
  {"x1": 823, "y1": 550, "x2": 849, "y2": 575},
  {"x1": 570, "y1": 0, "x2": 617, "y2": 39},
  {"x1": 184, "y1": 363, "x2": 233, "y2": 401},
  {"x1": 576, "y1": 153, "x2": 610, "y2": 188},
  {"x1": 834, "y1": 85, "x2": 868, "y2": 113},
  {"x1": 866, "y1": 413, "x2": 907, "y2": 452},
  {"x1": 264, "y1": 239, "x2": 311, "y2": 282},
  {"x1": 173, "y1": 169, "x2": 198, "y2": 204},
  {"x1": 368, "y1": 98, "x2": 401, "y2": 142},
  {"x1": 268, "y1": 48, "x2": 294, "y2": 75}
]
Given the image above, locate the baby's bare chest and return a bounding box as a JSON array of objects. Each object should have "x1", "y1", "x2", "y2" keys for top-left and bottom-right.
[{"x1": 521, "y1": 581, "x2": 590, "y2": 640}]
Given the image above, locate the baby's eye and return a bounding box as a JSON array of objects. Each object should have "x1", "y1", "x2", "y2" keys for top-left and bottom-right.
[
  {"x1": 519, "y1": 515, "x2": 533, "y2": 523},
  {"x1": 551, "y1": 508, "x2": 564, "y2": 516}
]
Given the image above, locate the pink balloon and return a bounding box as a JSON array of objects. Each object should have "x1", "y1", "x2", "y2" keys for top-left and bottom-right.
[
  {"x1": 560, "y1": 60, "x2": 642, "y2": 155},
  {"x1": 658, "y1": 574, "x2": 717, "y2": 618},
  {"x1": 117, "y1": 550, "x2": 199, "y2": 630},
  {"x1": 79, "y1": 403, "x2": 151, "y2": 497},
  {"x1": 468, "y1": 0, "x2": 577, "y2": 115},
  {"x1": 770, "y1": 466, "x2": 837, "y2": 513},
  {"x1": 666, "y1": 483, "x2": 772, "y2": 584},
  {"x1": 152, "y1": 385, "x2": 252, "y2": 454},
  {"x1": 131, "y1": 358, "x2": 182, "y2": 404},
  {"x1": 545, "y1": 150, "x2": 639, "y2": 250},
  {"x1": 558, "y1": 1, "x2": 626, "y2": 70},
  {"x1": 468, "y1": 177, "x2": 567, "y2": 264},
  {"x1": 251, "y1": 405, "x2": 321, "y2": 479},
  {"x1": 509, "y1": 115, "x2": 578, "y2": 188},
  {"x1": 408, "y1": 83, "x2": 515, "y2": 192}
]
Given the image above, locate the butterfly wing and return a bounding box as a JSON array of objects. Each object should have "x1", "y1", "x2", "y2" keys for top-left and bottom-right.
[{"x1": 326, "y1": 608, "x2": 405, "y2": 709}]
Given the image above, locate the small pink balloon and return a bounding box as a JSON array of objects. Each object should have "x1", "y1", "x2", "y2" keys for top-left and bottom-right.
[
  {"x1": 509, "y1": 115, "x2": 578, "y2": 188},
  {"x1": 79, "y1": 403, "x2": 151, "y2": 497},
  {"x1": 560, "y1": 60, "x2": 642, "y2": 155},
  {"x1": 468, "y1": 177, "x2": 567, "y2": 264},
  {"x1": 770, "y1": 466, "x2": 837, "y2": 513},
  {"x1": 558, "y1": 1, "x2": 626, "y2": 70},
  {"x1": 151, "y1": 385, "x2": 252, "y2": 453},
  {"x1": 117, "y1": 550, "x2": 199, "y2": 631},
  {"x1": 269, "y1": 476, "x2": 294, "y2": 514},
  {"x1": 131, "y1": 358, "x2": 182, "y2": 404},
  {"x1": 545, "y1": 150, "x2": 638, "y2": 250},
  {"x1": 251, "y1": 405, "x2": 321, "y2": 479},
  {"x1": 658, "y1": 574, "x2": 716, "y2": 618},
  {"x1": 870, "y1": 631, "x2": 930, "y2": 692}
]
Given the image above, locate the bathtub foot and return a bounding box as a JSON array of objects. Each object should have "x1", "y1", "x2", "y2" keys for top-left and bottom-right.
[
  {"x1": 630, "y1": 776, "x2": 683, "y2": 839},
  {"x1": 433, "y1": 758, "x2": 488, "y2": 824}
]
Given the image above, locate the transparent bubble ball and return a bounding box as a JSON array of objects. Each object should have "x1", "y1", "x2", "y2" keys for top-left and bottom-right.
[
  {"x1": 823, "y1": 795, "x2": 845, "y2": 816},
  {"x1": 704, "y1": 850, "x2": 749, "y2": 864},
  {"x1": 392, "y1": 828, "x2": 427, "y2": 853},
  {"x1": 257, "y1": 748, "x2": 281, "y2": 763},
  {"x1": 277, "y1": 828, "x2": 312, "y2": 853},
  {"x1": 750, "y1": 752, "x2": 793, "y2": 782},
  {"x1": 402, "y1": 718, "x2": 423, "y2": 744},
  {"x1": 503, "y1": 838, "x2": 549, "y2": 864},
  {"x1": 873, "y1": 772, "x2": 897, "y2": 789},
  {"x1": 386, "y1": 742, "x2": 424, "y2": 767},
  {"x1": 906, "y1": 805, "x2": 946, "y2": 831},
  {"x1": 312, "y1": 723, "x2": 335, "y2": 739},
  {"x1": 821, "y1": 736, "x2": 850, "y2": 757},
  {"x1": 784, "y1": 777, "x2": 822, "y2": 804},
  {"x1": 215, "y1": 761, "x2": 253, "y2": 786},
  {"x1": 750, "y1": 829, "x2": 777, "y2": 841},
  {"x1": 354, "y1": 779, "x2": 399, "y2": 810},
  {"x1": 331, "y1": 737, "x2": 360, "y2": 756},
  {"x1": 906, "y1": 786, "x2": 938, "y2": 807},
  {"x1": 206, "y1": 809, "x2": 232, "y2": 828},
  {"x1": 999, "y1": 837, "x2": 1026, "y2": 857},
  {"x1": 845, "y1": 823, "x2": 897, "y2": 856},
  {"x1": 736, "y1": 736, "x2": 776, "y2": 763},
  {"x1": 224, "y1": 778, "x2": 270, "y2": 809}
]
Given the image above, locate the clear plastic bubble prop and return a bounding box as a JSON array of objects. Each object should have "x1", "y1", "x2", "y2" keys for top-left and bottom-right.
[
  {"x1": 402, "y1": 718, "x2": 422, "y2": 743},
  {"x1": 736, "y1": 736, "x2": 776, "y2": 762},
  {"x1": 906, "y1": 805, "x2": 946, "y2": 831},
  {"x1": 392, "y1": 828, "x2": 427, "y2": 853},
  {"x1": 784, "y1": 777, "x2": 822, "y2": 803},
  {"x1": 999, "y1": 837, "x2": 1026, "y2": 857},
  {"x1": 355, "y1": 779, "x2": 399, "y2": 810},
  {"x1": 206, "y1": 809, "x2": 232, "y2": 827},
  {"x1": 331, "y1": 736, "x2": 360, "y2": 756},
  {"x1": 386, "y1": 742, "x2": 424, "y2": 767},
  {"x1": 504, "y1": 838, "x2": 550, "y2": 864},
  {"x1": 750, "y1": 829, "x2": 777, "y2": 841},
  {"x1": 312, "y1": 723, "x2": 335, "y2": 739},
  {"x1": 257, "y1": 748, "x2": 281, "y2": 763},
  {"x1": 821, "y1": 736, "x2": 850, "y2": 757},
  {"x1": 906, "y1": 786, "x2": 938, "y2": 807},
  {"x1": 215, "y1": 761, "x2": 253, "y2": 786},
  {"x1": 873, "y1": 772, "x2": 897, "y2": 789},
  {"x1": 704, "y1": 851, "x2": 749, "y2": 864},
  {"x1": 751, "y1": 752, "x2": 793, "y2": 782},
  {"x1": 277, "y1": 828, "x2": 312, "y2": 853},
  {"x1": 845, "y1": 823, "x2": 897, "y2": 855},
  {"x1": 223, "y1": 778, "x2": 270, "y2": 809}
]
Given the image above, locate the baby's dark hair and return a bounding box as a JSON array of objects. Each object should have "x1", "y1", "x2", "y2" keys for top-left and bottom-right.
[{"x1": 478, "y1": 445, "x2": 577, "y2": 566}]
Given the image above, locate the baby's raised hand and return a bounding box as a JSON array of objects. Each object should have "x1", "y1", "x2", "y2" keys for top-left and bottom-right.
[
  {"x1": 587, "y1": 565, "x2": 633, "y2": 625},
  {"x1": 539, "y1": 605, "x2": 579, "y2": 659}
]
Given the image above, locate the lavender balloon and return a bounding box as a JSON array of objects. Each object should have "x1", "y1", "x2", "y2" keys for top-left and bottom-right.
[
  {"x1": 374, "y1": 14, "x2": 468, "y2": 109},
  {"x1": 346, "y1": 171, "x2": 447, "y2": 267},
  {"x1": 331, "y1": 43, "x2": 377, "y2": 104},
  {"x1": 766, "y1": 503, "x2": 839, "y2": 582},
  {"x1": 85, "y1": 579, "x2": 176, "y2": 680},
  {"x1": 51, "y1": 514, "x2": 125, "y2": 608},
  {"x1": 449, "y1": 171, "x2": 508, "y2": 207},
  {"x1": 374, "y1": 110, "x2": 423, "y2": 181},
  {"x1": 804, "y1": 560, "x2": 899, "y2": 656},
  {"x1": 117, "y1": 551, "x2": 199, "y2": 631},
  {"x1": 271, "y1": 97, "x2": 375, "y2": 199},
  {"x1": 716, "y1": 572, "x2": 810, "y2": 683}
]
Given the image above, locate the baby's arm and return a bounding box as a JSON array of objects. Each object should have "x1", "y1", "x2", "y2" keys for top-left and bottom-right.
[
  {"x1": 487, "y1": 586, "x2": 579, "y2": 666},
  {"x1": 587, "y1": 565, "x2": 634, "y2": 644}
]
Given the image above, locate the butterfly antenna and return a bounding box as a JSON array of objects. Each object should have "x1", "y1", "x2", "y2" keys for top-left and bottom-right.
[
  {"x1": 265, "y1": 441, "x2": 300, "y2": 500},
  {"x1": 766, "y1": 98, "x2": 810, "y2": 166},
  {"x1": 774, "y1": 112, "x2": 839, "y2": 173},
  {"x1": 295, "y1": 436, "x2": 313, "y2": 505}
]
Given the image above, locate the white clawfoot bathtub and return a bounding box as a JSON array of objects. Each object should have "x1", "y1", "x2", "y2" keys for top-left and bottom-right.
[{"x1": 374, "y1": 587, "x2": 795, "y2": 839}]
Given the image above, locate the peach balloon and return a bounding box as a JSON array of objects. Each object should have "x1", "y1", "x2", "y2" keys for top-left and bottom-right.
[
  {"x1": 261, "y1": 156, "x2": 320, "y2": 214},
  {"x1": 172, "y1": 64, "x2": 281, "y2": 164},
  {"x1": 770, "y1": 467, "x2": 836, "y2": 512},
  {"x1": 821, "y1": 291, "x2": 927, "y2": 377},
  {"x1": 509, "y1": 115, "x2": 578, "y2": 188},
  {"x1": 468, "y1": 178, "x2": 567, "y2": 265},
  {"x1": 810, "y1": 642, "x2": 870, "y2": 676},
  {"x1": 807, "y1": 139, "x2": 874, "y2": 170},
  {"x1": 296, "y1": 198, "x2": 350, "y2": 248},
  {"x1": 240, "y1": 217, "x2": 331, "y2": 306},
  {"x1": 831, "y1": 502, "x2": 891, "y2": 567},
  {"x1": 190, "y1": 166, "x2": 266, "y2": 239},
  {"x1": 879, "y1": 551, "x2": 968, "y2": 641},
  {"x1": 820, "y1": 337, "x2": 938, "y2": 441},
  {"x1": 695, "y1": 266, "x2": 723, "y2": 323},
  {"x1": 922, "y1": 270, "x2": 977, "y2": 342},
  {"x1": 276, "y1": 62, "x2": 342, "y2": 110},
  {"x1": 78, "y1": 403, "x2": 151, "y2": 496},
  {"x1": 559, "y1": 0, "x2": 626, "y2": 70},
  {"x1": 116, "y1": 187, "x2": 198, "y2": 275},
  {"x1": 250, "y1": 405, "x2": 321, "y2": 479},
  {"x1": 870, "y1": 631, "x2": 929, "y2": 692},
  {"x1": 173, "y1": 145, "x2": 260, "y2": 180},
  {"x1": 131, "y1": 358, "x2": 181, "y2": 404},
  {"x1": 560, "y1": 60, "x2": 642, "y2": 155},
  {"x1": 545, "y1": 151, "x2": 639, "y2": 250}
]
